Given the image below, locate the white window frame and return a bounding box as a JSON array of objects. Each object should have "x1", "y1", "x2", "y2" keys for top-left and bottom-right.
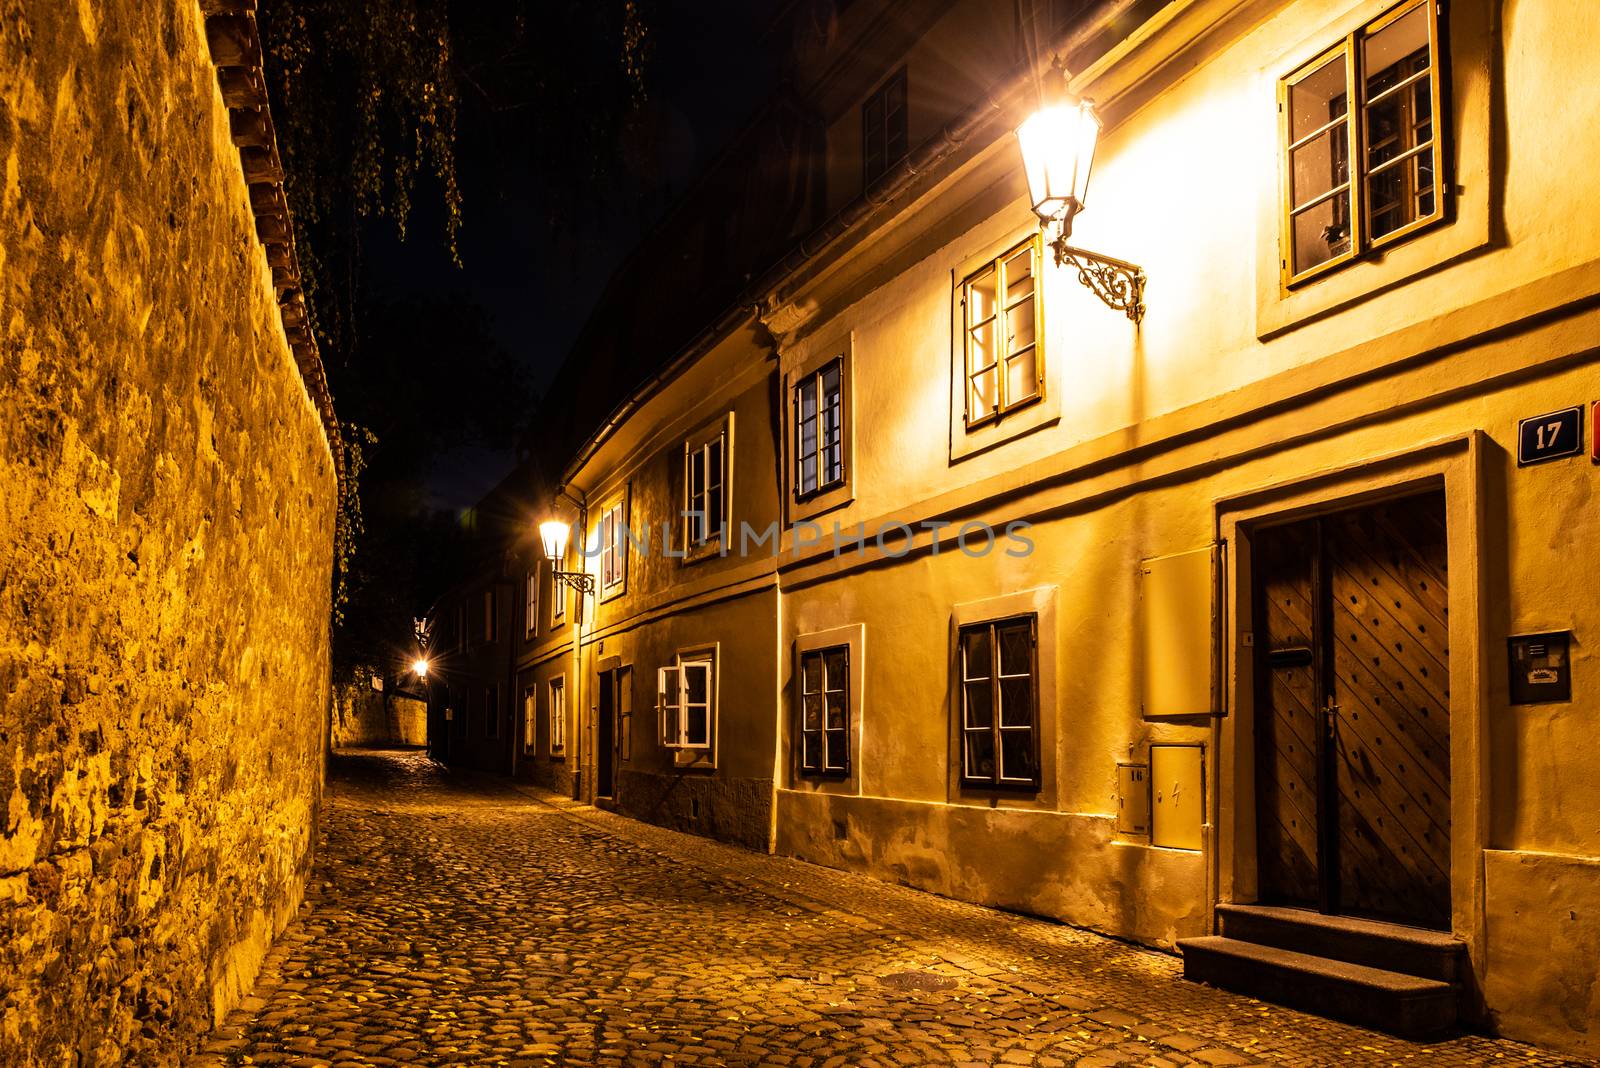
[
  {"x1": 549, "y1": 675, "x2": 566, "y2": 756},
  {"x1": 524, "y1": 568, "x2": 539, "y2": 638},
  {"x1": 793, "y1": 358, "x2": 845, "y2": 500},
  {"x1": 657, "y1": 656, "x2": 714, "y2": 750},
  {"x1": 598, "y1": 497, "x2": 628, "y2": 596},
  {"x1": 550, "y1": 560, "x2": 567, "y2": 627},
  {"x1": 684, "y1": 433, "x2": 727, "y2": 552}
]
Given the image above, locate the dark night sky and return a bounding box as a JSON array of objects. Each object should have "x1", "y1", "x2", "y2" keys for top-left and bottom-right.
[{"x1": 365, "y1": 0, "x2": 786, "y2": 511}]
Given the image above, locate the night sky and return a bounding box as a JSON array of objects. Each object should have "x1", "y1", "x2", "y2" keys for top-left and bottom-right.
[{"x1": 365, "y1": 0, "x2": 785, "y2": 511}]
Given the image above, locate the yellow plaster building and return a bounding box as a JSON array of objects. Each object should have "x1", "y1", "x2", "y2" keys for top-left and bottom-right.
[{"x1": 520, "y1": 0, "x2": 1600, "y2": 1052}]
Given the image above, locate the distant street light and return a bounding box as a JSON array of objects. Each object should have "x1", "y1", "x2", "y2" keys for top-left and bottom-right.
[{"x1": 413, "y1": 658, "x2": 429, "y2": 680}]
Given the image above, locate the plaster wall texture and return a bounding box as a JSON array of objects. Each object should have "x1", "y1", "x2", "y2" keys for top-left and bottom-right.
[{"x1": 0, "y1": 2, "x2": 336, "y2": 1063}]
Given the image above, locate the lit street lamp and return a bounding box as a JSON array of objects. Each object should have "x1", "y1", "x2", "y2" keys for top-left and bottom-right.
[
  {"x1": 1016, "y1": 95, "x2": 1147, "y2": 323},
  {"x1": 540, "y1": 519, "x2": 596, "y2": 597},
  {"x1": 412, "y1": 658, "x2": 429, "y2": 681}
]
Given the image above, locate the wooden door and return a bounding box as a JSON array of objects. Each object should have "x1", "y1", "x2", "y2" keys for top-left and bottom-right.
[
  {"x1": 1253, "y1": 490, "x2": 1451, "y2": 929},
  {"x1": 597, "y1": 671, "x2": 616, "y2": 798}
]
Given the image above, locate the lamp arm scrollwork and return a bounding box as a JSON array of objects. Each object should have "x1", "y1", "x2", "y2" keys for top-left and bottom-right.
[{"x1": 1048, "y1": 233, "x2": 1147, "y2": 324}]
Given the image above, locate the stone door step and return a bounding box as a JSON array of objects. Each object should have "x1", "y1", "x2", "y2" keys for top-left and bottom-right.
[
  {"x1": 1216, "y1": 904, "x2": 1467, "y2": 982},
  {"x1": 1178, "y1": 935, "x2": 1457, "y2": 1038}
]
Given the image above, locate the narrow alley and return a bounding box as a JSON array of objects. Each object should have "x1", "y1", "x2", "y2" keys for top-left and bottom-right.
[{"x1": 192, "y1": 751, "x2": 1576, "y2": 1068}]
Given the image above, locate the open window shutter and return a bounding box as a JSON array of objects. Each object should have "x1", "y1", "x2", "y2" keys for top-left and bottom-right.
[
  {"x1": 657, "y1": 665, "x2": 682, "y2": 747},
  {"x1": 618, "y1": 666, "x2": 633, "y2": 761}
]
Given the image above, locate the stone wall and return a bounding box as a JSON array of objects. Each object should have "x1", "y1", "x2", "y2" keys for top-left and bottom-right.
[
  {"x1": 331, "y1": 679, "x2": 427, "y2": 749},
  {"x1": 0, "y1": 2, "x2": 337, "y2": 1063}
]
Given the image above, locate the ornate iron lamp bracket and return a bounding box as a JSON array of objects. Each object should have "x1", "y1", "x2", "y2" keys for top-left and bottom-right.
[
  {"x1": 553, "y1": 571, "x2": 596, "y2": 595},
  {"x1": 1048, "y1": 233, "x2": 1147, "y2": 324}
]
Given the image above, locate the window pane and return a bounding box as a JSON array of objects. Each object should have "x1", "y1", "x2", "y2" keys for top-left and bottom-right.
[
  {"x1": 969, "y1": 368, "x2": 997, "y2": 420},
  {"x1": 825, "y1": 730, "x2": 848, "y2": 771},
  {"x1": 968, "y1": 319, "x2": 995, "y2": 370},
  {"x1": 1000, "y1": 677, "x2": 1033, "y2": 727},
  {"x1": 1289, "y1": 126, "x2": 1349, "y2": 211},
  {"x1": 802, "y1": 733, "x2": 820, "y2": 771},
  {"x1": 825, "y1": 441, "x2": 843, "y2": 485},
  {"x1": 967, "y1": 268, "x2": 997, "y2": 324},
  {"x1": 821, "y1": 363, "x2": 841, "y2": 404},
  {"x1": 964, "y1": 730, "x2": 995, "y2": 781},
  {"x1": 686, "y1": 705, "x2": 708, "y2": 746},
  {"x1": 689, "y1": 450, "x2": 704, "y2": 497},
  {"x1": 1005, "y1": 347, "x2": 1037, "y2": 406},
  {"x1": 1007, "y1": 296, "x2": 1036, "y2": 353},
  {"x1": 706, "y1": 487, "x2": 723, "y2": 533},
  {"x1": 1291, "y1": 191, "x2": 1352, "y2": 275},
  {"x1": 825, "y1": 692, "x2": 846, "y2": 730},
  {"x1": 707, "y1": 439, "x2": 722, "y2": 489},
  {"x1": 998, "y1": 622, "x2": 1031, "y2": 676},
  {"x1": 1000, "y1": 730, "x2": 1035, "y2": 781},
  {"x1": 803, "y1": 692, "x2": 821, "y2": 731},
  {"x1": 961, "y1": 628, "x2": 992, "y2": 679},
  {"x1": 685, "y1": 663, "x2": 707, "y2": 705},
  {"x1": 963, "y1": 680, "x2": 993, "y2": 729},
  {"x1": 798, "y1": 455, "x2": 817, "y2": 495},
  {"x1": 824, "y1": 647, "x2": 847, "y2": 690},
  {"x1": 801, "y1": 652, "x2": 821, "y2": 694},
  {"x1": 1363, "y1": 7, "x2": 1433, "y2": 240},
  {"x1": 1004, "y1": 247, "x2": 1034, "y2": 305},
  {"x1": 1288, "y1": 53, "x2": 1349, "y2": 143}
]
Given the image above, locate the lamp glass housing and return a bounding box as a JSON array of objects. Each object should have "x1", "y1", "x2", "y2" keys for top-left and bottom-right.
[
  {"x1": 412, "y1": 658, "x2": 429, "y2": 680},
  {"x1": 1016, "y1": 99, "x2": 1101, "y2": 223},
  {"x1": 538, "y1": 520, "x2": 571, "y2": 564}
]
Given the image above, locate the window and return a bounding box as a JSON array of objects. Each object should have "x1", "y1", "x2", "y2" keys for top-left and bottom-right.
[
  {"x1": 684, "y1": 433, "x2": 726, "y2": 550},
  {"x1": 549, "y1": 677, "x2": 566, "y2": 755},
  {"x1": 1280, "y1": 0, "x2": 1442, "y2": 286},
  {"x1": 484, "y1": 684, "x2": 499, "y2": 738},
  {"x1": 599, "y1": 500, "x2": 627, "y2": 593},
  {"x1": 522, "y1": 686, "x2": 536, "y2": 751},
  {"x1": 551, "y1": 564, "x2": 566, "y2": 627},
  {"x1": 798, "y1": 646, "x2": 849, "y2": 775},
  {"x1": 962, "y1": 237, "x2": 1041, "y2": 428},
  {"x1": 862, "y1": 68, "x2": 907, "y2": 186},
  {"x1": 524, "y1": 569, "x2": 539, "y2": 638},
  {"x1": 482, "y1": 588, "x2": 497, "y2": 643},
  {"x1": 794, "y1": 359, "x2": 844, "y2": 499},
  {"x1": 658, "y1": 656, "x2": 713, "y2": 750},
  {"x1": 958, "y1": 616, "x2": 1039, "y2": 788}
]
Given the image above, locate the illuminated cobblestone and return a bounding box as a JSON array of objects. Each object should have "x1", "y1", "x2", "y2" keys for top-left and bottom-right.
[{"x1": 192, "y1": 750, "x2": 1582, "y2": 1067}]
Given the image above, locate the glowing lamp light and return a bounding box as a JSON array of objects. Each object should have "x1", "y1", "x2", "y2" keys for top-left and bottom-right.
[
  {"x1": 412, "y1": 658, "x2": 429, "y2": 680},
  {"x1": 1016, "y1": 99, "x2": 1101, "y2": 229},
  {"x1": 1014, "y1": 94, "x2": 1146, "y2": 324},
  {"x1": 538, "y1": 520, "x2": 572, "y2": 564}
]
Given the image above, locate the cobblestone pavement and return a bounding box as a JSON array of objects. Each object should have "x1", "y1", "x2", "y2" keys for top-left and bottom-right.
[{"x1": 193, "y1": 749, "x2": 1586, "y2": 1068}]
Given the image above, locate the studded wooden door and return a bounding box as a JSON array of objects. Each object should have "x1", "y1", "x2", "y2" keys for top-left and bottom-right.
[{"x1": 1253, "y1": 489, "x2": 1451, "y2": 930}]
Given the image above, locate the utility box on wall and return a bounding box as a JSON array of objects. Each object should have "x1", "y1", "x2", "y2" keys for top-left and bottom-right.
[
  {"x1": 1150, "y1": 744, "x2": 1204, "y2": 851},
  {"x1": 1139, "y1": 544, "x2": 1221, "y2": 718},
  {"x1": 1117, "y1": 763, "x2": 1150, "y2": 835}
]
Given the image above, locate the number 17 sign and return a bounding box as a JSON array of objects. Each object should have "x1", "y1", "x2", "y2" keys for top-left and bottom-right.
[{"x1": 1517, "y1": 406, "x2": 1584, "y2": 467}]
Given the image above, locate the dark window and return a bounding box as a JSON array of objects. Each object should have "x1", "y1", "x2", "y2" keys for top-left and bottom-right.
[
  {"x1": 958, "y1": 616, "x2": 1039, "y2": 788},
  {"x1": 799, "y1": 646, "x2": 849, "y2": 775},
  {"x1": 862, "y1": 68, "x2": 908, "y2": 186},
  {"x1": 794, "y1": 359, "x2": 844, "y2": 498},
  {"x1": 485, "y1": 684, "x2": 499, "y2": 739},
  {"x1": 684, "y1": 434, "x2": 726, "y2": 549}
]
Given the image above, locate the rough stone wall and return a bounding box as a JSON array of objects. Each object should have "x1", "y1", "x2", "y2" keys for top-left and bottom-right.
[
  {"x1": 0, "y1": 2, "x2": 337, "y2": 1064},
  {"x1": 330, "y1": 681, "x2": 426, "y2": 749},
  {"x1": 616, "y1": 770, "x2": 773, "y2": 852}
]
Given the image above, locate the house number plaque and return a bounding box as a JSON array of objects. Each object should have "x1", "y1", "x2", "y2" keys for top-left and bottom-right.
[{"x1": 1517, "y1": 406, "x2": 1583, "y2": 466}]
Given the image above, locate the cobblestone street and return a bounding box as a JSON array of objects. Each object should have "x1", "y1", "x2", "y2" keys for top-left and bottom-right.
[{"x1": 194, "y1": 750, "x2": 1583, "y2": 1068}]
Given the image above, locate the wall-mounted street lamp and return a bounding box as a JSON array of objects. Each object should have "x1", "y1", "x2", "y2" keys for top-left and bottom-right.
[
  {"x1": 539, "y1": 520, "x2": 595, "y2": 597},
  {"x1": 412, "y1": 658, "x2": 429, "y2": 681},
  {"x1": 1016, "y1": 97, "x2": 1147, "y2": 324}
]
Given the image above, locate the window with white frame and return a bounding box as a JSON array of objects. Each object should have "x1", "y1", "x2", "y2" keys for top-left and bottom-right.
[
  {"x1": 549, "y1": 676, "x2": 566, "y2": 755},
  {"x1": 658, "y1": 655, "x2": 713, "y2": 749},
  {"x1": 599, "y1": 499, "x2": 627, "y2": 593},
  {"x1": 522, "y1": 686, "x2": 536, "y2": 750},
  {"x1": 524, "y1": 569, "x2": 539, "y2": 638},
  {"x1": 684, "y1": 433, "x2": 726, "y2": 550},
  {"x1": 551, "y1": 563, "x2": 567, "y2": 627},
  {"x1": 794, "y1": 359, "x2": 844, "y2": 499},
  {"x1": 798, "y1": 645, "x2": 849, "y2": 776},
  {"x1": 958, "y1": 615, "x2": 1039, "y2": 788},
  {"x1": 1279, "y1": 0, "x2": 1443, "y2": 286},
  {"x1": 962, "y1": 237, "x2": 1041, "y2": 428},
  {"x1": 485, "y1": 683, "x2": 499, "y2": 738}
]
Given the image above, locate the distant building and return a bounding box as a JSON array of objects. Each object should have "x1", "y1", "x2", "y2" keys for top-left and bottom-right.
[{"x1": 456, "y1": 0, "x2": 1600, "y2": 1056}]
